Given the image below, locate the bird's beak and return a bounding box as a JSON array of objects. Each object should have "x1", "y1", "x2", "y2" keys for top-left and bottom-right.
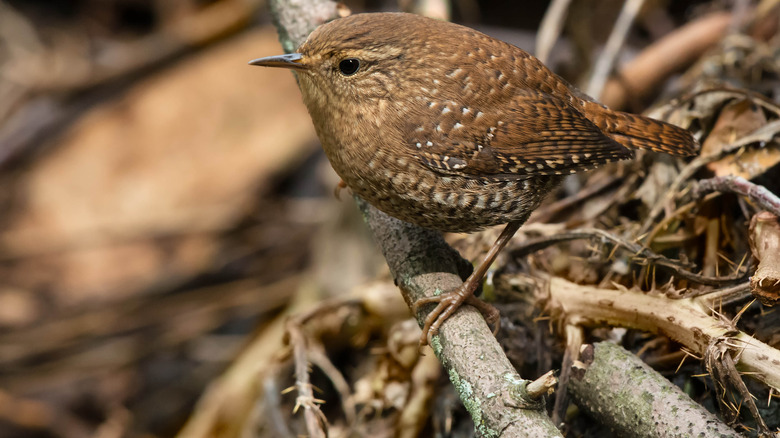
[{"x1": 248, "y1": 53, "x2": 306, "y2": 70}]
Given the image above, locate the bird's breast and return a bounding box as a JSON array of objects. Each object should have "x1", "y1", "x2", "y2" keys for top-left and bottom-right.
[{"x1": 327, "y1": 135, "x2": 561, "y2": 232}]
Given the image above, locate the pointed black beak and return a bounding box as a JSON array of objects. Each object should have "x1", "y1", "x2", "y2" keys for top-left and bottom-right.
[{"x1": 248, "y1": 53, "x2": 306, "y2": 70}]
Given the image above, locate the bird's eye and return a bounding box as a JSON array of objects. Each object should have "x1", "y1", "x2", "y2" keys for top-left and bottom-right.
[{"x1": 338, "y1": 58, "x2": 361, "y2": 76}]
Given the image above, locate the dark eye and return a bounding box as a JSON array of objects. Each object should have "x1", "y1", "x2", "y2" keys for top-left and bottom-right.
[{"x1": 338, "y1": 58, "x2": 361, "y2": 76}]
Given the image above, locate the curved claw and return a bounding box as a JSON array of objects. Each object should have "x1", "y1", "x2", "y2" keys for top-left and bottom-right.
[
  {"x1": 414, "y1": 287, "x2": 501, "y2": 346},
  {"x1": 419, "y1": 295, "x2": 460, "y2": 345}
]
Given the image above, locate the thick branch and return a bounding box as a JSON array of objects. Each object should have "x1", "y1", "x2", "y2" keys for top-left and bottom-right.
[
  {"x1": 357, "y1": 199, "x2": 561, "y2": 437},
  {"x1": 569, "y1": 342, "x2": 740, "y2": 438},
  {"x1": 541, "y1": 275, "x2": 780, "y2": 391}
]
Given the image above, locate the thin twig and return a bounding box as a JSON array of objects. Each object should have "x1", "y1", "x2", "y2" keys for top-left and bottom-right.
[
  {"x1": 552, "y1": 324, "x2": 583, "y2": 425},
  {"x1": 586, "y1": 0, "x2": 646, "y2": 99},
  {"x1": 535, "y1": 0, "x2": 573, "y2": 63},
  {"x1": 661, "y1": 87, "x2": 780, "y2": 119},
  {"x1": 645, "y1": 192, "x2": 720, "y2": 247},
  {"x1": 694, "y1": 176, "x2": 780, "y2": 217},
  {"x1": 263, "y1": 377, "x2": 294, "y2": 437},
  {"x1": 678, "y1": 282, "x2": 751, "y2": 304},
  {"x1": 286, "y1": 321, "x2": 328, "y2": 438},
  {"x1": 706, "y1": 336, "x2": 771, "y2": 435},
  {"x1": 511, "y1": 228, "x2": 747, "y2": 286},
  {"x1": 308, "y1": 343, "x2": 357, "y2": 426}
]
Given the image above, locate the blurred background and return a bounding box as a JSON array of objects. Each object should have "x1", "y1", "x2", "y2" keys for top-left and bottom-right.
[{"x1": 0, "y1": 0, "x2": 776, "y2": 437}]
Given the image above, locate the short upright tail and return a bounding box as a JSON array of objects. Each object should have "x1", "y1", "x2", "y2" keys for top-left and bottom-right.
[{"x1": 583, "y1": 102, "x2": 699, "y2": 157}]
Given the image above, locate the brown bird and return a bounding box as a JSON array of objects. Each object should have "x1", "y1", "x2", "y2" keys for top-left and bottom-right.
[{"x1": 250, "y1": 12, "x2": 698, "y2": 344}]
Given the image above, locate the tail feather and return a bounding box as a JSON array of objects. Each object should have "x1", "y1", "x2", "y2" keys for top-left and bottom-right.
[{"x1": 583, "y1": 102, "x2": 699, "y2": 157}]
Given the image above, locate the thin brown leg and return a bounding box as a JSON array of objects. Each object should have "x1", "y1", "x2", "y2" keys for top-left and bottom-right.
[
  {"x1": 413, "y1": 221, "x2": 522, "y2": 345},
  {"x1": 334, "y1": 179, "x2": 348, "y2": 199}
]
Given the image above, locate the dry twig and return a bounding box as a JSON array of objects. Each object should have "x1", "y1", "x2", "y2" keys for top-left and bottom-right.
[
  {"x1": 706, "y1": 334, "x2": 771, "y2": 435},
  {"x1": 511, "y1": 228, "x2": 747, "y2": 286},
  {"x1": 535, "y1": 0, "x2": 573, "y2": 64},
  {"x1": 694, "y1": 175, "x2": 780, "y2": 218},
  {"x1": 586, "y1": 0, "x2": 646, "y2": 99},
  {"x1": 748, "y1": 212, "x2": 780, "y2": 306},
  {"x1": 535, "y1": 274, "x2": 780, "y2": 391},
  {"x1": 600, "y1": 11, "x2": 733, "y2": 110},
  {"x1": 286, "y1": 320, "x2": 329, "y2": 438}
]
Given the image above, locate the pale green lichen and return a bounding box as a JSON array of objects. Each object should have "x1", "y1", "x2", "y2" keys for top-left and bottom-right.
[
  {"x1": 503, "y1": 373, "x2": 525, "y2": 386},
  {"x1": 448, "y1": 368, "x2": 498, "y2": 438},
  {"x1": 502, "y1": 373, "x2": 541, "y2": 409},
  {"x1": 430, "y1": 333, "x2": 443, "y2": 358}
]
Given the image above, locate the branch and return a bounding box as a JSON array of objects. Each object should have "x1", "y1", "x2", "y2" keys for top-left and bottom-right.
[
  {"x1": 749, "y1": 212, "x2": 780, "y2": 306},
  {"x1": 539, "y1": 274, "x2": 780, "y2": 391},
  {"x1": 694, "y1": 175, "x2": 780, "y2": 218},
  {"x1": 357, "y1": 199, "x2": 561, "y2": 437},
  {"x1": 600, "y1": 11, "x2": 733, "y2": 110},
  {"x1": 569, "y1": 342, "x2": 740, "y2": 437}
]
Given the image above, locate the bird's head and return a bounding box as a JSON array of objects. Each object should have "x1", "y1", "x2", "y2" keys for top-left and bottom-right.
[{"x1": 249, "y1": 13, "x2": 457, "y2": 108}]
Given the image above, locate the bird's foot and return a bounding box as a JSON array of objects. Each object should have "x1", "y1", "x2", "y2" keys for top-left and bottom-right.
[{"x1": 413, "y1": 284, "x2": 500, "y2": 346}]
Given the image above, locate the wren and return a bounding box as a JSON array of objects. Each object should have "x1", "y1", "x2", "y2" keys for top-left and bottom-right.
[{"x1": 250, "y1": 12, "x2": 698, "y2": 345}]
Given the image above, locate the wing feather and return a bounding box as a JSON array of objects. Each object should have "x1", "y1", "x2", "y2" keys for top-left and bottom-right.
[{"x1": 407, "y1": 89, "x2": 632, "y2": 180}]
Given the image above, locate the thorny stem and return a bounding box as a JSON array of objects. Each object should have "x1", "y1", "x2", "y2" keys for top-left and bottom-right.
[
  {"x1": 286, "y1": 321, "x2": 328, "y2": 438},
  {"x1": 537, "y1": 274, "x2": 780, "y2": 391},
  {"x1": 706, "y1": 338, "x2": 771, "y2": 435}
]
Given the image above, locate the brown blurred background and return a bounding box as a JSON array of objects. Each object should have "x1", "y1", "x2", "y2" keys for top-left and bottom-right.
[{"x1": 0, "y1": 1, "x2": 764, "y2": 437}]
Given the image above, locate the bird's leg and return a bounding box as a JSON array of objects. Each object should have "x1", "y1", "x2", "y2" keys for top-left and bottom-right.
[
  {"x1": 413, "y1": 221, "x2": 522, "y2": 345},
  {"x1": 334, "y1": 179, "x2": 348, "y2": 200}
]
